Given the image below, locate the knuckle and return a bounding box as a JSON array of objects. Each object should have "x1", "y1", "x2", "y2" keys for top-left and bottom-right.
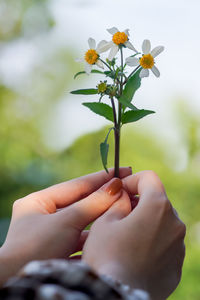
[
  {"x1": 12, "y1": 191, "x2": 39, "y2": 211},
  {"x1": 152, "y1": 193, "x2": 171, "y2": 213},
  {"x1": 161, "y1": 195, "x2": 172, "y2": 211},
  {"x1": 144, "y1": 170, "x2": 159, "y2": 180},
  {"x1": 27, "y1": 191, "x2": 40, "y2": 200},
  {"x1": 76, "y1": 180, "x2": 90, "y2": 199},
  {"x1": 147, "y1": 170, "x2": 157, "y2": 177},
  {"x1": 176, "y1": 221, "x2": 186, "y2": 239},
  {"x1": 12, "y1": 198, "x2": 23, "y2": 210}
]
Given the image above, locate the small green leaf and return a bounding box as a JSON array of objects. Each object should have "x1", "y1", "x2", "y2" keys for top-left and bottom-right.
[
  {"x1": 122, "y1": 109, "x2": 155, "y2": 124},
  {"x1": 74, "y1": 69, "x2": 104, "y2": 79},
  {"x1": 119, "y1": 68, "x2": 141, "y2": 106},
  {"x1": 104, "y1": 70, "x2": 115, "y2": 79},
  {"x1": 118, "y1": 97, "x2": 138, "y2": 110},
  {"x1": 100, "y1": 142, "x2": 109, "y2": 173},
  {"x1": 129, "y1": 52, "x2": 141, "y2": 58},
  {"x1": 82, "y1": 102, "x2": 114, "y2": 122},
  {"x1": 71, "y1": 88, "x2": 98, "y2": 95}
]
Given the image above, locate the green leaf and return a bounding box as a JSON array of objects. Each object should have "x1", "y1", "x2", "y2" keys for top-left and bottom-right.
[
  {"x1": 71, "y1": 88, "x2": 98, "y2": 95},
  {"x1": 118, "y1": 97, "x2": 138, "y2": 110},
  {"x1": 82, "y1": 102, "x2": 114, "y2": 122},
  {"x1": 122, "y1": 109, "x2": 155, "y2": 124},
  {"x1": 129, "y1": 52, "x2": 141, "y2": 58},
  {"x1": 104, "y1": 70, "x2": 116, "y2": 79},
  {"x1": 100, "y1": 142, "x2": 109, "y2": 173},
  {"x1": 118, "y1": 68, "x2": 141, "y2": 108},
  {"x1": 74, "y1": 69, "x2": 104, "y2": 79}
]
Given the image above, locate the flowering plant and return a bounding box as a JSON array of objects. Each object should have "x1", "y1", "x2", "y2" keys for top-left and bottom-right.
[{"x1": 71, "y1": 27, "x2": 164, "y2": 177}]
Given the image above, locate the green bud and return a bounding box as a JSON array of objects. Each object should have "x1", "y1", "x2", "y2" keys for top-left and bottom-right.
[{"x1": 97, "y1": 82, "x2": 107, "y2": 93}]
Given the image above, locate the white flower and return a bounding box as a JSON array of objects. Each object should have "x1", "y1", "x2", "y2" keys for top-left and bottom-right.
[
  {"x1": 125, "y1": 39, "x2": 164, "y2": 78},
  {"x1": 79, "y1": 38, "x2": 108, "y2": 74},
  {"x1": 99, "y1": 27, "x2": 138, "y2": 61}
]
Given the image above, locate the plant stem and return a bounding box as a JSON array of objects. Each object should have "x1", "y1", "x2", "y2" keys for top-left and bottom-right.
[
  {"x1": 99, "y1": 58, "x2": 112, "y2": 71},
  {"x1": 114, "y1": 126, "x2": 120, "y2": 177},
  {"x1": 124, "y1": 65, "x2": 141, "y2": 84},
  {"x1": 110, "y1": 97, "x2": 117, "y2": 128},
  {"x1": 114, "y1": 47, "x2": 124, "y2": 178},
  {"x1": 110, "y1": 96, "x2": 120, "y2": 178}
]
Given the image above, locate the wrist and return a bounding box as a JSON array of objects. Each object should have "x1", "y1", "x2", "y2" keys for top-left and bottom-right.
[
  {"x1": 0, "y1": 247, "x2": 25, "y2": 286},
  {"x1": 0, "y1": 247, "x2": 11, "y2": 286},
  {"x1": 92, "y1": 261, "x2": 133, "y2": 286},
  {"x1": 93, "y1": 261, "x2": 147, "y2": 291}
]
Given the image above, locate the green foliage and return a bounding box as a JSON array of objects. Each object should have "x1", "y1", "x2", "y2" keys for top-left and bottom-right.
[
  {"x1": 117, "y1": 96, "x2": 138, "y2": 110},
  {"x1": 99, "y1": 127, "x2": 113, "y2": 173},
  {"x1": 0, "y1": 1, "x2": 199, "y2": 297},
  {"x1": 118, "y1": 68, "x2": 141, "y2": 108},
  {"x1": 104, "y1": 70, "x2": 116, "y2": 79},
  {"x1": 74, "y1": 70, "x2": 104, "y2": 79},
  {"x1": 0, "y1": 219, "x2": 10, "y2": 246},
  {"x1": 71, "y1": 88, "x2": 98, "y2": 95},
  {"x1": 100, "y1": 142, "x2": 109, "y2": 173},
  {"x1": 122, "y1": 109, "x2": 155, "y2": 124},
  {"x1": 82, "y1": 102, "x2": 114, "y2": 122},
  {"x1": 0, "y1": 0, "x2": 54, "y2": 41}
]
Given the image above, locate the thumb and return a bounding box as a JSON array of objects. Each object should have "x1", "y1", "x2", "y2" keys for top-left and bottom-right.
[
  {"x1": 56, "y1": 178, "x2": 123, "y2": 230},
  {"x1": 102, "y1": 190, "x2": 132, "y2": 221}
]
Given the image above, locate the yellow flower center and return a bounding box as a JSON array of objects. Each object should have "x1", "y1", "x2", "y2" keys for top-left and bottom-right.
[
  {"x1": 84, "y1": 49, "x2": 99, "y2": 65},
  {"x1": 97, "y1": 82, "x2": 107, "y2": 93},
  {"x1": 112, "y1": 32, "x2": 128, "y2": 45},
  {"x1": 139, "y1": 54, "x2": 154, "y2": 69}
]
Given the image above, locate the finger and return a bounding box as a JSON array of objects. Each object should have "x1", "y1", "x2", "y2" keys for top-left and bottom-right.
[
  {"x1": 56, "y1": 178, "x2": 123, "y2": 230},
  {"x1": 75, "y1": 230, "x2": 89, "y2": 252},
  {"x1": 19, "y1": 167, "x2": 132, "y2": 214},
  {"x1": 122, "y1": 171, "x2": 170, "y2": 218},
  {"x1": 102, "y1": 190, "x2": 132, "y2": 221},
  {"x1": 122, "y1": 171, "x2": 166, "y2": 199}
]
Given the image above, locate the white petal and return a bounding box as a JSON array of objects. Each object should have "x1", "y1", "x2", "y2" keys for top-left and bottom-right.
[
  {"x1": 151, "y1": 65, "x2": 160, "y2": 77},
  {"x1": 97, "y1": 41, "x2": 113, "y2": 53},
  {"x1": 139, "y1": 68, "x2": 149, "y2": 78},
  {"x1": 108, "y1": 44, "x2": 119, "y2": 61},
  {"x1": 125, "y1": 41, "x2": 138, "y2": 52},
  {"x1": 107, "y1": 27, "x2": 119, "y2": 35},
  {"x1": 142, "y1": 40, "x2": 151, "y2": 54},
  {"x1": 123, "y1": 29, "x2": 130, "y2": 36},
  {"x1": 151, "y1": 46, "x2": 164, "y2": 58},
  {"x1": 88, "y1": 38, "x2": 96, "y2": 49},
  {"x1": 85, "y1": 63, "x2": 92, "y2": 74},
  {"x1": 125, "y1": 56, "x2": 139, "y2": 66},
  {"x1": 95, "y1": 60, "x2": 104, "y2": 69},
  {"x1": 97, "y1": 40, "x2": 107, "y2": 50}
]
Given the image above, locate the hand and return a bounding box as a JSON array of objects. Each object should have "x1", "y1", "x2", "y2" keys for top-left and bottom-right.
[
  {"x1": 82, "y1": 171, "x2": 186, "y2": 300},
  {"x1": 0, "y1": 167, "x2": 131, "y2": 286}
]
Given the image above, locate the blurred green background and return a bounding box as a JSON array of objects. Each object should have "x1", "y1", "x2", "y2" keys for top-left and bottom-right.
[{"x1": 0, "y1": 1, "x2": 200, "y2": 299}]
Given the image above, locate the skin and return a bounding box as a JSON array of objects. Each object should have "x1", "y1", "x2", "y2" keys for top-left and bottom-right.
[
  {"x1": 0, "y1": 167, "x2": 131, "y2": 286},
  {"x1": 83, "y1": 171, "x2": 186, "y2": 300}
]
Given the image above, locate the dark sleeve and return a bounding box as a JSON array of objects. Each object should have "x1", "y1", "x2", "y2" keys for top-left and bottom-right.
[{"x1": 0, "y1": 259, "x2": 150, "y2": 300}]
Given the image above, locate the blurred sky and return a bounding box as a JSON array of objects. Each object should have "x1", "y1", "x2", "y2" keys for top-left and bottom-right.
[{"x1": 0, "y1": 0, "x2": 200, "y2": 169}]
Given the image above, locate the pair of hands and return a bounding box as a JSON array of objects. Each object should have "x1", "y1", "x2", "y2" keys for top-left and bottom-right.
[{"x1": 0, "y1": 168, "x2": 186, "y2": 299}]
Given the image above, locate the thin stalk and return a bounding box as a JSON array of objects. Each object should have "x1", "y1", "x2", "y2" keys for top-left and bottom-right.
[
  {"x1": 110, "y1": 96, "x2": 117, "y2": 128},
  {"x1": 99, "y1": 58, "x2": 112, "y2": 71},
  {"x1": 114, "y1": 47, "x2": 124, "y2": 178},
  {"x1": 124, "y1": 65, "x2": 141, "y2": 84},
  {"x1": 110, "y1": 96, "x2": 120, "y2": 178}
]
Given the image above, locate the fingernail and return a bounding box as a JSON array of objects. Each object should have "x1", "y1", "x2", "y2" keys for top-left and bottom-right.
[{"x1": 105, "y1": 178, "x2": 123, "y2": 195}]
